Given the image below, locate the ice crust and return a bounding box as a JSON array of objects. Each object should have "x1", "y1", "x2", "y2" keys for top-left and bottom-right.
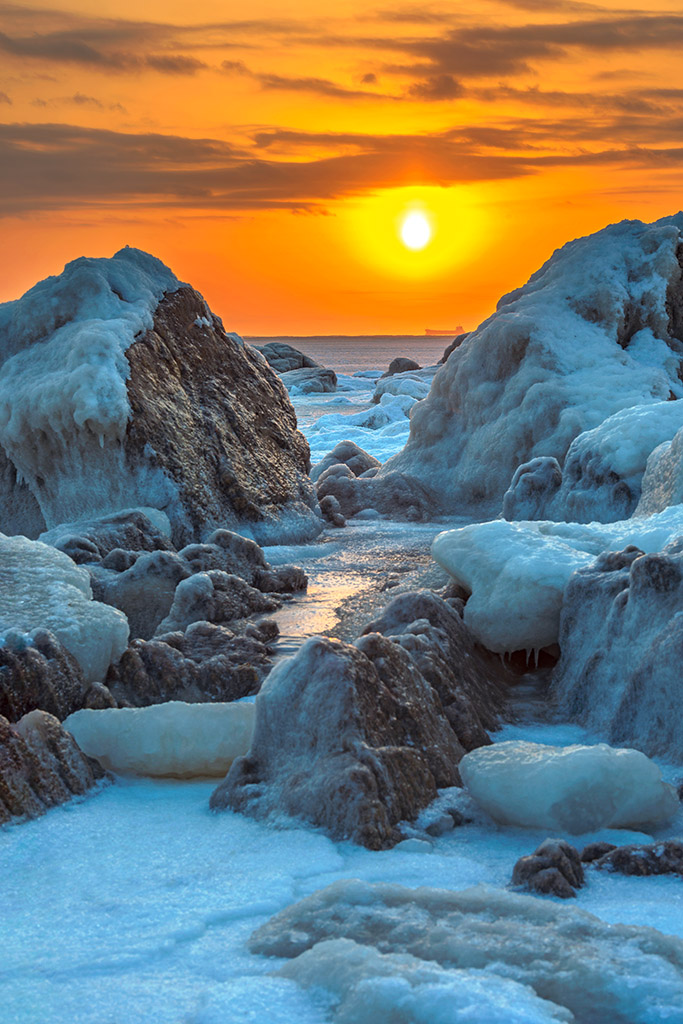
[
  {"x1": 384, "y1": 215, "x2": 683, "y2": 512},
  {"x1": 459, "y1": 740, "x2": 679, "y2": 832},
  {"x1": 432, "y1": 505, "x2": 683, "y2": 652},
  {"x1": 0, "y1": 533, "x2": 128, "y2": 682},
  {"x1": 64, "y1": 701, "x2": 255, "y2": 777}
]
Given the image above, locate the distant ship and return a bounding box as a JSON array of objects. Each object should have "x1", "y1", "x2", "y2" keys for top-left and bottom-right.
[{"x1": 425, "y1": 326, "x2": 464, "y2": 336}]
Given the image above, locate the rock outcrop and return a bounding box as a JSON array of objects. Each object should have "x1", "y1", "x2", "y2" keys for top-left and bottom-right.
[
  {"x1": 380, "y1": 357, "x2": 421, "y2": 378},
  {"x1": 0, "y1": 710, "x2": 105, "y2": 825},
  {"x1": 279, "y1": 367, "x2": 337, "y2": 394},
  {"x1": 254, "y1": 342, "x2": 320, "y2": 373},
  {"x1": 0, "y1": 629, "x2": 91, "y2": 723}
]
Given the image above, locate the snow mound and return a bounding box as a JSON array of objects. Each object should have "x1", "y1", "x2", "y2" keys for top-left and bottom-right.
[
  {"x1": 432, "y1": 505, "x2": 683, "y2": 652},
  {"x1": 252, "y1": 879, "x2": 683, "y2": 1024},
  {"x1": 0, "y1": 533, "x2": 128, "y2": 682},
  {"x1": 553, "y1": 542, "x2": 683, "y2": 761},
  {"x1": 459, "y1": 740, "x2": 678, "y2": 832},
  {"x1": 504, "y1": 400, "x2": 683, "y2": 522},
  {"x1": 64, "y1": 701, "x2": 255, "y2": 778},
  {"x1": 384, "y1": 214, "x2": 683, "y2": 513}
]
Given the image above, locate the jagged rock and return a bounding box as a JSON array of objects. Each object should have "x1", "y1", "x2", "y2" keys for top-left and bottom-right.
[
  {"x1": 581, "y1": 841, "x2": 617, "y2": 863},
  {"x1": 105, "y1": 620, "x2": 276, "y2": 706},
  {"x1": 0, "y1": 629, "x2": 89, "y2": 722},
  {"x1": 40, "y1": 509, "x2": 174, "y2": 565},
  {"x1": 439, "y1": 332, "x2": 468, "y2": 363},
  {"x1": 0, "y1": 710, "x2": 105, "y2": 825},
  {"x1": 512, "y1": 839, "x2": 584, "y2": 899},
  {"x1": 92, "y1": 550, "x2": 190, "y2": 640},
  {"x1": 178, "y1": 528, "x2": 307, "y2": 595},
  {"x1": 361, "y1": 591, "x2": 510, "y2": 751},
  {"x1": 279, "y1": 367, "x2": 337, "y2": 394},
  {"x1": 594, "y1": 840, "x2": 683, "y2": 876},
  {"x1": 316, "y1": 464, "x2": 437, "y2": 521},
  {"x1": 380, "y1": 357, "x2": 421, "y2": 378},
  {"x1": 156, "y1": 571, "x2": 280, "y2": 634},
  {"x1": 254, "y1": 342, "x2": 320, "y2": 372},
  {"x1": 210, "y1": 633, "x2": 465, "y2": 849},
  {"x1": 310, "y1": 440, "x2": 381, "y2": 484},
  {"x1": 0, "y1": 251, "x2": 319, "y2": 545}
]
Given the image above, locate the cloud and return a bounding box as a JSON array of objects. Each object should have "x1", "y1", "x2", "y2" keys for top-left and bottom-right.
[
  {"x1": 144, "y1": 54, "x2": 207, "y2": 74},
  {"x1": 0, "y1": 90, "x2": 10, "y2": 104},
  {"x1": 221, "y1": 60, "x2": 390, "y2": 99},
  {"x1": 407, "y1": 74, "x2": 465, "y2": 100}
]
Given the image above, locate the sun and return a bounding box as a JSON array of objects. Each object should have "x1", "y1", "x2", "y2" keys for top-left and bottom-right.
[{"x1": 400, "y1": 211, "x2": 432, "y2": 251}]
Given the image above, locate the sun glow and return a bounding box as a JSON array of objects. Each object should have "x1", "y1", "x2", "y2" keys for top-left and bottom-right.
[{"x1": 400, "y1": 211, "x2": 431, "y2": 250}]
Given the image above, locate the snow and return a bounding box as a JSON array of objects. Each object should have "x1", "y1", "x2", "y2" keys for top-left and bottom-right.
[
  {"x1": 383, "y1": 214, "x2": 683, "y2": 513},
  {"x1": 0, "y1": 532, "x2": 128, "y2": 682},
  {"x1": 459, "y1": 740, "x2": 679, "y2": 833},
  {"x1": 64, "y1": 701, "x2": 255, "y2": 778},
  {"x1": 432, "y1": 505, "x2": 683, "y2": 652}
]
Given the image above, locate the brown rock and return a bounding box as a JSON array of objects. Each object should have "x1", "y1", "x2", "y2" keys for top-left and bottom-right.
[
  {"x1": 595, "y1": 840, "x2": 683, "y2": 876},
  {"x1": 512, "y1": 839, "x2": 584, "y2": 898},
  {"x1": 0, "y1": 629, "x2": 89, "y2": 723}
]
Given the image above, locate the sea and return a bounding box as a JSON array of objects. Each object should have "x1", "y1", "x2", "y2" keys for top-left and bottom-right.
[{"x1": 246, "y1": 335, "x2": 449, "y2": 374}]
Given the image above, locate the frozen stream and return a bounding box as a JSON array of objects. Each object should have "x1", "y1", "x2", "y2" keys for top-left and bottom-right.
[{"x1": 2, "y1": 358, "x2": 683, "y2": 1023}]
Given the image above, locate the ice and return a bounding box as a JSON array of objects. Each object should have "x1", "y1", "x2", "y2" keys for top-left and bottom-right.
[
  {"x1": 504, "y1": 400, "x2": 683, "y2": 522},
  {"x1": 384, "y1": 215, "x2": 683, "y2": 513},
  {"x1": 459, "y1": 740, "x2": 679, "y2": 832},
  {"x1": 0, "y1": 533, "x2": 128, "y2": 682},
  {"x1": 432, "y1": 505, "x2": 683, "y2": 652},
  {"x1": 280, "y1": 938, "x2": 571, "y2": 1024},
  {"x1": 64, "y1": 701, "x2": 255, "y2": 778}
]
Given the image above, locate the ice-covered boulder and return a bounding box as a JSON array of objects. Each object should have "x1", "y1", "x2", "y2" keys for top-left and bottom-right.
[
  {"x1": 310, "y1": 440, "x2": 380, "y2": 484},
  {"x1": 636, "y1": 423, "x2": 683, "y2": 515},
  {"x1": 432, "y1": 506, "x2": 683, "y2": 653},
  {"x1": 438, "y1": 331, "x2": 468, "y2": 363},
  {"x1": 0, "y1": 534, "x2": 129, "y2": 682},
  {"x1": 178, "y1": 528, "x2": 307, "y2": 595},
  {"x1": 156, "y1": 571, "x2": 279, "y2": 634},
  {"x1": 383, "y1": 214, "x2": 683, "y2": 513},
  {"x1": 254, "y1": 342, "x2": 320, "y2": 373},
  {"x1": 279, "y1": 367, "x2": 337, "y2": 394},
  {"x1": 64, "y1": 701, "x2": 255, "y2": 778},
  {"x1": 251, "y1": 879, "x2": 683, "y2": 1024},
  {"x1": 459, "y1": 740, "x2": 678, "y2": 833},
  {"x1": 0, "y1": 628, "x2": 90, "y2": 722},
  {"x1": 372, "y1": 370, "x2": 432, "y2": 404},
  {"x1": 0, "y1": 248, "x2": 319, "y2": 545},
  {"x1": 210, "y1": 634, "x2": 464, "y2": 849},
  {"x1": 0, "y1": 710, "x2": 105, "y2": 825},
  {"x1": 503, "y1": 401, "x2": 683, "y2": 523},
  {"x1": 40, "y1": 508, "x2": 174, "y2": 564},
  {"x1": 105, "y1": 619, "x2": 276, "y2": 706},
  {"x1": 317, "y1": 464, "x2": 437, "y2": 522},
  {"x1": 92, "y1": 550, "x2": 190, "y2": 639},
  {"x1": 553, "y1": 541, "x2": 683, "y2": 761}
]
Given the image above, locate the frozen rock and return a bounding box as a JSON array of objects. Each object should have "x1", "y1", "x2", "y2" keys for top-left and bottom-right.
[
  {"x1": 64, "y1": 700, "x2": 255, "y2": 778},
  {"x1": 0, "y1": 710, "x2": 105, "y2": 825},
  {"x1": 0, "y1": 449, "x2": 46, "y2": 538},
  {"x1": 580, "y1": 841, "x2": 617, "y2": 863},
  {"x1": 178, "y1": 528, "x2": 307, "y2": 595},
  {"x1": 0, "y1": 628, "x2": 89, "y2": 722},
  {"x1": 504, "y1": 401, "x2": 683, "y2": 523},
  {"x1": 0, "y1": 534, "x2": 128, "y2": 683},
  {"x1": 384, "y1": 215, "x2": 683, "y2": 514},
  {"x1": 318, "y1": 494, "x2": 346, "y2": 528},
  {"x1": 279, "y1": 367, "x2": 337, "y2": 394},
  {"x1": 372, "y1": 371, "x2": 432, "y2": 404},
  {"x1": 432, "y1": 506, "x2": 683, "y2": 653},
  {"x1": 40, "y1": 508, "x2": 174, "y2": 564},
  {"x1": 459, "y1": 740, "x2": 679, "y2": 833},
  {"x1": 438, "y1": 331, "x2": 469, "y2": 363},
  {"x1": 317, "y1": 463, "x2": 437, "y2": 522},
  {"x1": 636, "y1": 423, "x2": 683, "y2": 515},
  {"x1": 553, "y1": 540, "x2": 683, "y2": 761},
  {"x1": 511, "y1": 839, "x2": 584, "y2": 899},
  {"x1": 380, "y1": 356, "x2": 421, "y2": 377},
  {"x1": 310, "y1": 440, "x2": 380, "y2": 484},
  {"x1": 210, "y1": 633, "x2": 465, "y2": 849},
  {"x1": 156, "y1": 571, "x2": 279, "y2": 634},
  {"x1": 251, "y1": 879, "x2": 683, "y2": 1024},
  {"x1": 105, "y1": 620, "x2": 276, "y2": 706},
  {"x1": 254, "y1": 342, "x2": 320, "y2": 372},
  {"x1": 0, "y1": 249, "x2": 319, "y2": 545},
  {"x1": 594, "y1": 840, "x2": 683, "y2": 876},
  {"x1": 361, "y1": 590, "x2": 510, "y2": 751},
  {"x1": 92, "y1": 550, "x2": 190, "y2": 640}
]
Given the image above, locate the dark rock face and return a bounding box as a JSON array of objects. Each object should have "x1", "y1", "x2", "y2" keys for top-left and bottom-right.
[
  {"x1": 512, "y1": 839, "x2": 585, "y2": 898},
  {"x1": 380, "y1": 357, "x2": 421, "y2": 378},
  {"x1": 211, "y1": 633, "x2": 465, "y2": 849},
  {"x1": 0, "y1": 629, "x2": 90, "y2": 723},
  {"x1": 439, "y1": 332, "x2": 469, "y2": 364},
  {"x1": 0, "y1": 710, "x2": 105, "y2": 825},
  {"x1": 124, "y1": 287, "x2": 319, "y2": 545},
  {"x1": 279, "y1": 367, "x2": 337, "y2": 394},
  {"x1": 552, "y1": 541, "x2": 683, "y2": 761},
  {"x1": 310, "y1": 440, "x2": 381, "y2": 484},
  {"x1": 254, "y1": 342, "x2": 320, "y2": 373},
  {"x1": 105, "y1": 619, "x2": 277, "y2": 706},
  {"x1": 362, "y1": 591, "x2": 510, "y2": 751},
  {"x1": 316, "y1": 464, "x2": 438, "y2": 521},
  {"x1": 594, "y1": 840, "x2": 683, "y2": 876}
]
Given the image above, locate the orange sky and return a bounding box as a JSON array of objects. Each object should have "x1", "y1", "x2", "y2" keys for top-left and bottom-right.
[{"x1": 1, "y1": 0, "x2": 682, "y2": 334}]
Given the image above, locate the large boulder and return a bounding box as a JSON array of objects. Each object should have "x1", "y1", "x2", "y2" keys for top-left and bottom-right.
[
  {"x1": 310, "y1": 440, "x2": 380, "y2": 484},
  {"x1": 0, "y1": 248, "x2": 319, "y2": 545},
  {"x1": 105, "y1": 619, "x2": 277, "y2": 706},
  {"x1": 210, "y1": 633, "x2": 465, "y2": 849},
  {"x1": 0, "y1": 710, "x2": 105, "y2": 825},
  {"x1": 254, "y1": 342, "x2": 320, "y2": 373},
  {"x1": 156, "y1": 571, "x2": 279, "y2": 634},
  {"x1": 0, "y1": 629, "x2": 90, "y2": 722},
  {"x1": 553, "y1": 540, "x2": 683, "y2": 761},
  {"x1": 178, "y1": 528, "x2": 307, "y2": 594},
  {"x1": 383, "y1": 214, "x2": 683, "y2": 515},
  {"x1": 40, "y1": 508, "x2": 175, "y2": 564},
  {"x1": 459, "y1": 740, "x2": 678, "y2": 833},
  {"x1": 380, "y1": 356, "x2": 421, "y2": 378},
  {"x1": 251, "y1": 879, "x2": 683, "y2": 1024},
  {"x1": 92, "y1": 550, "x2": 191, "y2": 640},
  {"x1": 317, "y1": 464, "x2": 437, "y2": 521},
  {"x1": 279, "y1": 367, "x2": 337, "y2": 394}
]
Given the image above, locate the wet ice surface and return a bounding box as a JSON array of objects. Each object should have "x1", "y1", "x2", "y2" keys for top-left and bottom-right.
[{"x1": 3, "y1": 361, "x2": 683, "y2": 1022}]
